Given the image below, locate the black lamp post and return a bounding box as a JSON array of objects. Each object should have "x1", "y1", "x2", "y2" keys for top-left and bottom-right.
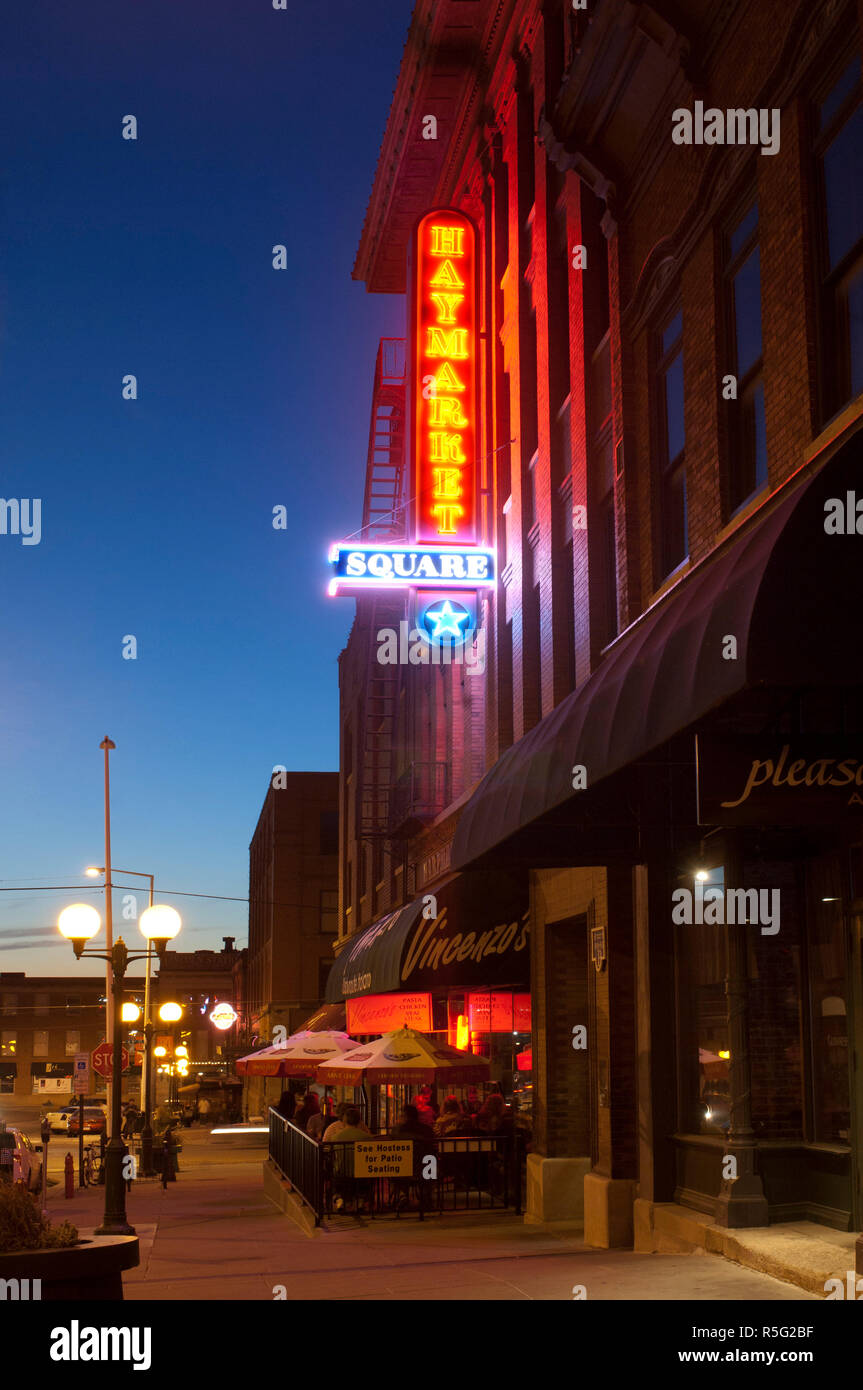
[
  {"x1": 141, "y1": 1020, "x2": 155, "y2": 1176},
  {"x1": 58, "y1": 902, "x2": 181, "y2": 1235}
]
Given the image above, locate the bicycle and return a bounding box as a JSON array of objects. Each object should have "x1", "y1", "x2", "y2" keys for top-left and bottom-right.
[{"x1": 81, "y1": 1142, "x2": 104, "y2": 1187}]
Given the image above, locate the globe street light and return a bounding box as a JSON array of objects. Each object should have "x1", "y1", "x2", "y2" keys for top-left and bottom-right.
[
  {"x1": 156, "y1": 999, "x2": 184, "y2": 1103},
  {"x1": 135, "y1": 906, "x2": 180, "y2": 1177},
  {"x1": 86, "y1": 866, "x2": 156, "y2": 1115},
  {"x1": 57, "y1": 900, "x2": 182, "y2": 1234}
]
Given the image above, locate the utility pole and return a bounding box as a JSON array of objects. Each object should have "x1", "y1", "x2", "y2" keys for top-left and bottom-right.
[{"x1": 100, "y1": 737, "x2": 116, "y2": 1119}]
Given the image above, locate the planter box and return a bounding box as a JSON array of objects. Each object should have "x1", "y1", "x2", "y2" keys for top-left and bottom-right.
[{"x1": 0, "y1": 1231, "x2": 139, "y2": 1300}]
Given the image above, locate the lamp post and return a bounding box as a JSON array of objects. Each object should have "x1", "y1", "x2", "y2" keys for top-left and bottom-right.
[
  {"x1": 86, "y1": 865, "x2": 155, "y2": 1115},
  {"x1": 157, "y1": 1002, "x2": 183, "y2": 1106},
  {"x1": 58, "y1": 900, "x2": 181, "y2": 1235}
]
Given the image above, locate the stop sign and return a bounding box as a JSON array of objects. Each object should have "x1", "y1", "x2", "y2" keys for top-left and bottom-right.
[{"x1": 91, "y1": 1041, "x2": 130, "y2": 1079}]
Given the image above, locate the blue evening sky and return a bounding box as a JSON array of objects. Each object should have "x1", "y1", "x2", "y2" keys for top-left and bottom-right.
[{"x1": 0, "y1": 0, "x2": 408, "y2": 971}]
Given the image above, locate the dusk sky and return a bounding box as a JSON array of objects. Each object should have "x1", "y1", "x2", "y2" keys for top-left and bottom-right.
[{"x1": 0, "y1": 0, "x2": 408, "y2": 971}]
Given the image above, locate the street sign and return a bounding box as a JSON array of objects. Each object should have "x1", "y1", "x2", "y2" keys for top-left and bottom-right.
[
  {"x1": 73, "y1": 1053, "x2": 90, "y2": 1095},
  {"x1": 91, "y1": 1040, "x2": 129, "y2": 1079}
]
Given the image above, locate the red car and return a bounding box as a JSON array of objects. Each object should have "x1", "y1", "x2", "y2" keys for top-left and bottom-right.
[{"x1": 68, "y1": 1107, "x2": 108, "y2": 1138}]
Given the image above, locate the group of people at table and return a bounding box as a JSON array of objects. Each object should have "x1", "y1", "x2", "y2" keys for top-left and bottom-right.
[{"x1": 274, "y1": 1086, "x2": 530, "y2": 1146}]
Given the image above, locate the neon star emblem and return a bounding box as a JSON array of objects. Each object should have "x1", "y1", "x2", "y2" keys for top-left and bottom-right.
[{"x1": 425, "y1": 599, "x2": 470, "y2": 640}]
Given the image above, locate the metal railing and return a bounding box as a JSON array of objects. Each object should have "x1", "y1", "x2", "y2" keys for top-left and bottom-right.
[
  {"x1": 267, "y1": 1113, "x2": 522, "y2": 1225},
  {"x1": 268, "y1": 1111, "x2": 321, "y2": 1220},
  {"x1": 389, "y1": 761, "x2": 451, "y2": 833}
]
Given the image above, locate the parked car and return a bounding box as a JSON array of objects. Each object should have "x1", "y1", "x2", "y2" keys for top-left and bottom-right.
[
  {"x1": 8, "y1": 1128, "x2": 43, "y2": 1192},
  {"x1": 68, "y1": 1107, "x2": 108, "y2": 1138},
  {"x1": 43, "y1": 1104, "x2": 77, "y2": 1134}
]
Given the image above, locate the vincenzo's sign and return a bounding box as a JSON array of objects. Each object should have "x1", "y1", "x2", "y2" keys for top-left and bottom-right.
[{"x1": 697, "y1": 735, "x2": 863, "y2": 825}]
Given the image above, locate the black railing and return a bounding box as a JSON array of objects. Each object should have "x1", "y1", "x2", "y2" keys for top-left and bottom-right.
[
  {"x1": 389, "y1": 761, "x2": 451, "y2": 833},
  {"x1": 268, "y1": 1111, "x2": 321, "y2": 1221},
  {"x1": 267, "y1": 1115, "x2": 522, "y2": 1225}
]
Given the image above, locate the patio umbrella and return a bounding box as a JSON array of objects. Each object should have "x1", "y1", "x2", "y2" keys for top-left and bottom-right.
[
  {"x1": 315, "y1": 1025, "x2": 490, "y2": 1086},
  {"x1": 235, "y1": 1030, "x2": 357, "y2": 1078}
]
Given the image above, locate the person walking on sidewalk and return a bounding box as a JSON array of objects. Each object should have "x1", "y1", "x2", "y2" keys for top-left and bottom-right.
[
  {"x1": 161, "y1": 1125, "x2": 178, "y2": 1190},
  {"x1": 197, "y1": 1095, "x2": 211, "y2": 1126}
]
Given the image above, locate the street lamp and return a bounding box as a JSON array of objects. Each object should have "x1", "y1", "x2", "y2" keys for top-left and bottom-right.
[
  {"x1": 85, "y1": 865, "x2": 155, "y2": 1116},
  {"x1": 57, "y1": 900, "x2": 181, "y2": 1234},
  {"x1": 156, "y1": 1000, "x2": 184, "y2": 1103},
  {"x1": 136, "y1": 906, "x2": 182, "y2": 1175}
]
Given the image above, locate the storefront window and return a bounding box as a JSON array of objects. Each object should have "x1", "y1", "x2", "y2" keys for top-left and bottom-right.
[
  {"x1": 745, "y1": 858, "x2": 803, "y2": 1140},
  {"x1": 806, "y1": 854, "x2": 850, "y2": 1144},
  {"x1": 0, "y1": 1064, "x2": 15, "y2": 1093},
  {"x1": 676, "y1": 868, "x2": 730, "y2": 1134}
]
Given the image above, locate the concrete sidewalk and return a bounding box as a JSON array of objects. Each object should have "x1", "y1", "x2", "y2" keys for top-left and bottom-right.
[{"x1": 41, "y1": 1136, "x2": 818, "y2": 1301}]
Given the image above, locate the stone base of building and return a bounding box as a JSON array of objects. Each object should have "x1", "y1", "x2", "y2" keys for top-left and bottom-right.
[
  {"x1": 524, "y1": 1153, "x2": 591, "y2": 1224},
  {"x1": 635, "y1": 1198, "x2": 857, "y2": 1295},
  {"x1": 583, "y1": 1173, "x2": 637, "y2": 1248},
  {"x1": 634, "y1": 1197, "x2": 714, "y2": 1254}
]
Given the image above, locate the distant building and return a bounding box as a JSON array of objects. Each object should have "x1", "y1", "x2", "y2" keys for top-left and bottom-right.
[
  {"x1": 154, "y1": 938, "x2": 245, "y2": 1076},
  {"x1": 246, "y1": 772, "x2": 339, "y2": 1057},
  {"x1": 0, "y1": 970, "x2": 144, "y2": 1102}
]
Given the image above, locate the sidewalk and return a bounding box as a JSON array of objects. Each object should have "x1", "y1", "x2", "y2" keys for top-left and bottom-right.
[{"x1": 41, "y1": 1132, "x2": 818, "y2": 1301}]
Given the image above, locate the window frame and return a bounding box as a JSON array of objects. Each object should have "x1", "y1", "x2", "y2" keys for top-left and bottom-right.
[
  {"x1": 812, "y1": 49, "x2": 863, "y2": 424},
  {"x1": 652, "y1": 304, "x2": 688, "y2": 583},
  {"x1": 722, "y1": 196, "x2": 768, "y2": 516}
]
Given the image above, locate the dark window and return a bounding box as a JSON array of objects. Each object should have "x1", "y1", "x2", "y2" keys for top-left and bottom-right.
[
  {"x1": 526, "y1": 454, "x2": 538, "y2": 531},
  {"x1": 592, "y1": 426, "x2": 617, "y2": 650},
  {"x1": 815, "y1": 55, "x2": 863, "y2": 419},
  {"x1": 654, "y1": 308, "x2": 688, "y2": 578},
  {"x1": 319, "y1": 889, "x2": 338, "y2": 935},
  {"x1": 319, "y1": 810, "x2": 338, "y2": 856},
  {"x1": 724, "y1": 201, "x2": 767, "y2": 513}
]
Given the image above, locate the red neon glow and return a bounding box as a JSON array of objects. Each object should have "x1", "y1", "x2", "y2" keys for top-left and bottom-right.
[
  {"x1": 346, "y1": 992, "x2": 433, "y2": 1034},
  {"x1": 412, "y1": 210, "x2": 478, "y2": 545},
  {"x1": 466, "y1": 991, "x2": 532, "y2": 1033}
]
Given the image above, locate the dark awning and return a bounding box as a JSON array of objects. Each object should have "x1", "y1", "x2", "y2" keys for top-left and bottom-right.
[
  {"x1": 325, "y1": 870, "x2": 530, "y2": 1002},
  {"x1": 452, "y1": 427, "x2": 863, "y2": 870}
]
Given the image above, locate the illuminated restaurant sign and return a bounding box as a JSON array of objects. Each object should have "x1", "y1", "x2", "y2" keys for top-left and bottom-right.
[
  {"x1": 466, "y1": 991, "x2": 532, "y2": 1034},
  {"x1": 209, "y1": 1003, "x2": 238, "y2": 1030},
  {"x1": 346, "y1": 992, "x2": 433, "y2": 1034},
  {"x1": 328, "y1": 207, "x2": 486, "y2": 602}
]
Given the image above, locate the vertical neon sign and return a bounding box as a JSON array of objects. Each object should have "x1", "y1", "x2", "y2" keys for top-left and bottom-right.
[{"x1": 411, "y1": 210, "x2": 478, "y2": 546}]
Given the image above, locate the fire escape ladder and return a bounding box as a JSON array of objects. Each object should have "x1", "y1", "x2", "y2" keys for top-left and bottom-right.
[
  {"x1": 357, "y1": 339, "x2": 407, "y2": 840},
  {"x1": 361, "y1": 337, "x2": 407, "y2": 543}
]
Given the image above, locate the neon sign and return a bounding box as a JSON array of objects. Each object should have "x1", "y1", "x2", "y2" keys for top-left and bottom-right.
[
  {"x1": 412, "y1": 211, "x2": 478, "y2": 544},
  {"x1": 328, "y1": 207, "x2": 487, "y2": 601},
  {"x1": 209, "y1": 1003, "x2": 237, "y2": 1031},
  {"x1": 329, "y1": 542, "x2": 494, "y2": 593}
]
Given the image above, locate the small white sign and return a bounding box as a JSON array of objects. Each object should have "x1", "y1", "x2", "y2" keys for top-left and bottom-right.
[{"x1": 73, "y1": 1053, "x2": 90, "y2": 1095}]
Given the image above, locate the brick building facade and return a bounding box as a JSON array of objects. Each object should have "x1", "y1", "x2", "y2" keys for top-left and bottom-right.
[
  {"x1": 245, "y1": 771, "x2": 339, "y2": 1108},
  {"x1": 0, "y1": 970, "x2": 144, "y2": 1102},
  {"x1": 330, "y1": 0, "x2": 863, "y2": 1244}
]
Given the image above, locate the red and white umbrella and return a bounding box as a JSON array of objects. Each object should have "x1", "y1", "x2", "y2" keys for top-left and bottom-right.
[
  {"x1": 235, "y1": 1030, "x2": 357, "y2": 1078},
  {"x1": 315, "y1": 1026, "x2": 490, "y2": 1086}
]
